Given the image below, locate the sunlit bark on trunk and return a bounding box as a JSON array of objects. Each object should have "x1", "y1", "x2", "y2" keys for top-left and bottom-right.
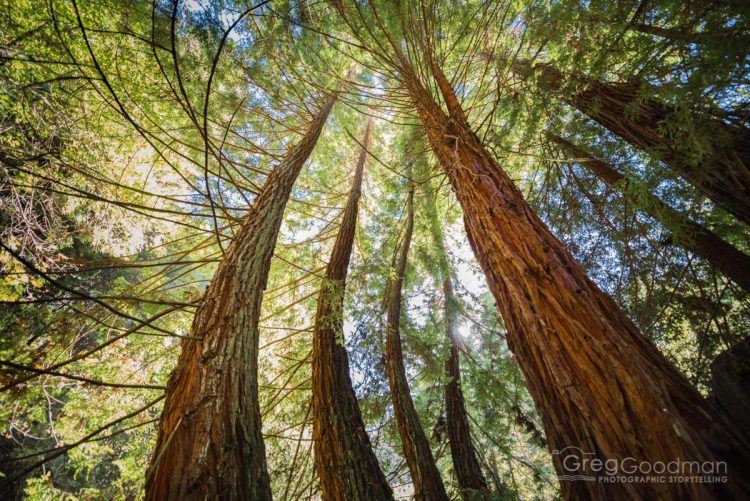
[
  {"x1": 145, "y1": 93, "x2": 338, "y2": 501},
  {"x1": 398, "y1": 53, "x2": 750, "y2": 499}
]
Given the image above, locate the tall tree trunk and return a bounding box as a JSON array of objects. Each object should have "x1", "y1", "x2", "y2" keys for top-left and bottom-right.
[
  {"x1": 514, "y1": 59, "x2": 750, "y2": 226},
  {"x1": 549, "y1": 133, "x2": 750, "y2": 292},
  {"x1": 311, "y1": 120, "x2": 394, "y2": 500},
  {"x1": 443, "y1": 277, "x2": 495, "y2": 499},
  {"x1": 398, "y1": 51, "x2": 750, "y2": 499},
  {"x1": 425, "y1": 191, "x2": 495, "y2": 498},
  {"x1": 145, "y1": 92, "x2": 338, "y2": 500},
  {"x1": 384, "y1": 183, "x2": 449, "y2": 501}
]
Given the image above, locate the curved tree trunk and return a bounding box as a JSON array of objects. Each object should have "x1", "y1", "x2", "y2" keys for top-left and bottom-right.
[
  {"x1": 397, "y1": 51, "x2": 750, "y2": 499},
  {"x1": 549, "y1": 133, "x2": 750, "y2": 292},
  {"x1": 443, "y1": 278, "x2": 495, "y2": 499},
  {"x1": 515, "y1": 60, "x2": 750, "y2": 226},
  {"x1": 145, "y1": 92, "x2": 338, "y2": 500},
  {"x1": 311, "y1": 120, "x2": 394, "y2": 500},
  {"x1": 384, "y1": 183, "x2": 450, "y2": 501}
]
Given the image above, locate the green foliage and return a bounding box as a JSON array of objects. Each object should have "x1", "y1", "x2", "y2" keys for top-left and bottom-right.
[{"x1": 1, "y1": 0, "x2": 748, "y2": 499}]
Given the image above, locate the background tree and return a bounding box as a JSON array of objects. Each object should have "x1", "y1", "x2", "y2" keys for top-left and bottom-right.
[
  {"x1": 310, "y1": 119, "x2": 393, "y2": 500},
  {"x1": 1, "y1": 0, "x2": 749, "y2": 499}
]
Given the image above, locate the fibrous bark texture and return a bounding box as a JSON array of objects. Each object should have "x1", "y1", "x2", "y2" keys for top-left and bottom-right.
[
  {"x1": 520, "y1": 60, "x2": 750, "y2": 226},
  {"x1": 399, "y1": 52, "x2": 750, "y2": 499},
  {"x1": 384, "y1": 184, "x2": 449, "y2": 501},
  {"x1": 311, "y1": 120, "x2": 394, "y2": 501},
  {"x1": 550, "y1": 133, "x2": 750, "y2": 292},
  {"x1": 443, "y1": 278, "x2": 494, "y2": 499},
  {"x1": 145, "y1": 92, "x2": 337, "y2": 501}
]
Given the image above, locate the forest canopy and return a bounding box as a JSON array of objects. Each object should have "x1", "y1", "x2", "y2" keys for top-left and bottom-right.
[{"x1": 0, "y1": 0, "x2": 749, "y2": 499}]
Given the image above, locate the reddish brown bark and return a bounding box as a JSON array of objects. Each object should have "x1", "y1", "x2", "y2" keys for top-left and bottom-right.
[
  {"x1": 426, "y1": 189, "x2": 496, "y2": 498},
  {"x1": 550, "y1": 133, "x2": 750, "y2": 292},
  {"x1": 144, "y1": 92, "x2": 337, "y2": 500},
  {"x1": 443, "y1": 278, "x2": 495, "y2": 499},
  {"x1": 384, "y1": 183, "x2": 449, "y2": 501},
  {"x1": 397, "y1": 52, "x2": 750, "y2": 499},
  {"x1": 516, "y1": 60, "x2": 750, "y2": 226},
  {"x1": 311, "y1": 120, "x2": 394, "y2": 500}
]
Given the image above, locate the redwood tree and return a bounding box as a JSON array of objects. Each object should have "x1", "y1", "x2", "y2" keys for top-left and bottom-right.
[
  {"x1": 443, "y1": 278, "x2": 495, "y2": 500},
  {"x1": 384, "y1": 182, "x2": 449, "y2": 501},
  {"x1": 514, "y1": 60, "x2": 750, "y2": 226},
  {"x1": 145, "y1": 91, "x2": 338, "y2": 500},
  {"x1": 311, "y1": 120, "x2": 394, "y2": 500},
  {"x1": 426, "y1": 191, "x2": 496, "y2": 499},
  {"x1": 388, "y1": 40, "x2": 750, "y2": 499},
  {"x1": 549, "y1": 133, "x2": 750, "y2": 292}
]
